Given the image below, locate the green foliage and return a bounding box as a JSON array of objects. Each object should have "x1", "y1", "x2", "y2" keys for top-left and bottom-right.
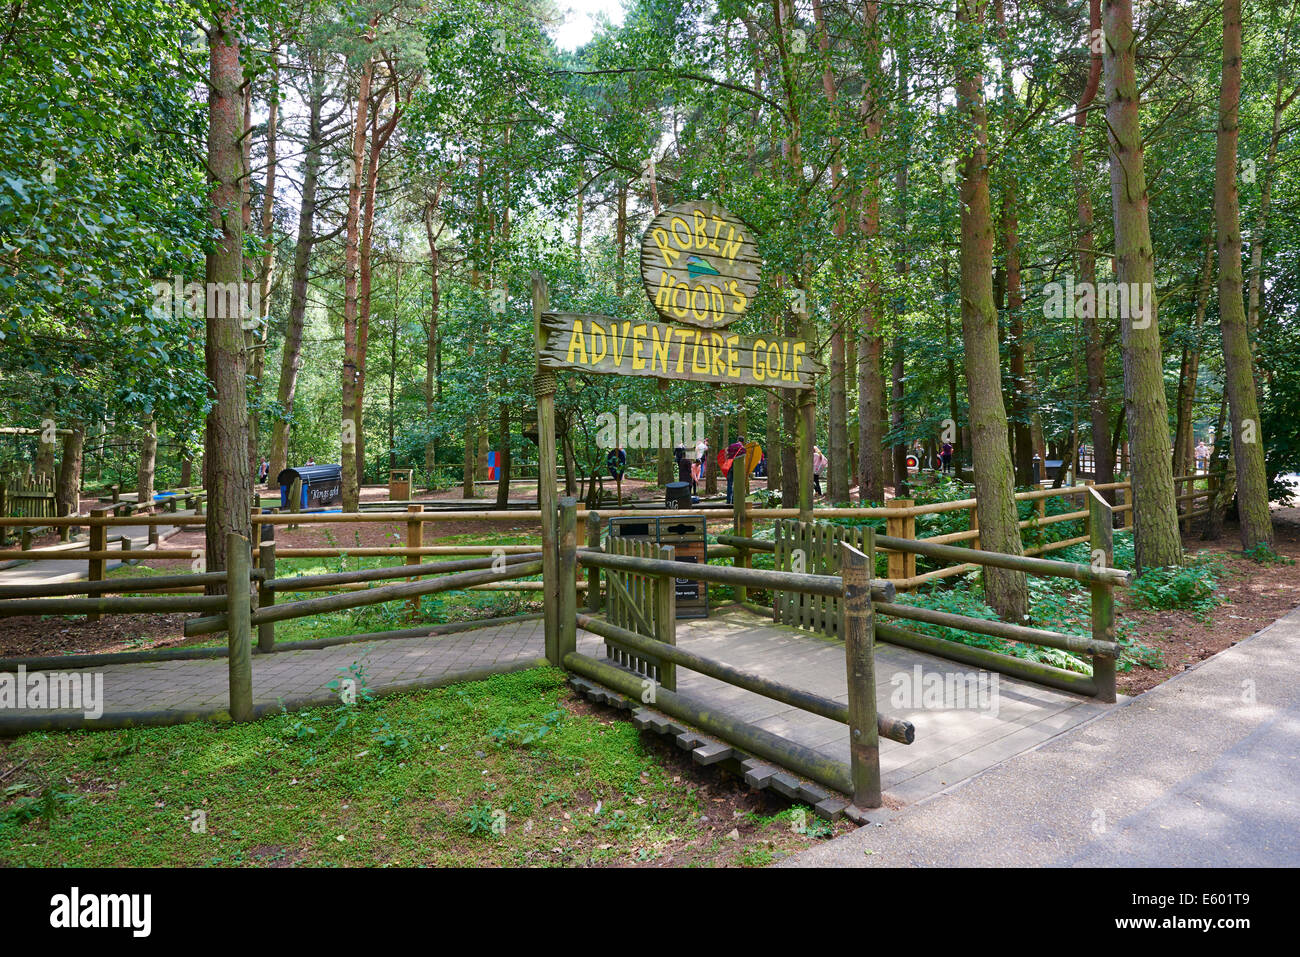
[{"x1": 1128, "y1": 554, "x2": 1226, "y2": 618}]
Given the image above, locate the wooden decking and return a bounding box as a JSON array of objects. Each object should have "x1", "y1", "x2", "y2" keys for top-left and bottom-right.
[{"x1": 576, "y1": 606, "x2": 1116, "y2": 805}]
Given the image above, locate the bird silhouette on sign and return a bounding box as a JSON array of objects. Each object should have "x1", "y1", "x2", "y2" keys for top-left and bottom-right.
[{"x1": 685, "y1": 255, "x2": 721, "y2": 278}]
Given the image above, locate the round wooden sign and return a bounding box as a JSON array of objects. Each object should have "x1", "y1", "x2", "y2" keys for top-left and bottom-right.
[{"x1": 640, "y1": 200, "x2": 760, "y2": 329}]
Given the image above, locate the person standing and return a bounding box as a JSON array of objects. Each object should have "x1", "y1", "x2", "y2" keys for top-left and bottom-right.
[
  {"x1": 724, "y1": 435, "x2": 745, "y2": 505},
  {"x1": 812, "y1": 446, "x2": 828, "y2": 497},
  {"x1": 940, "y1": 441, "x2": 953, "y2": 474}
]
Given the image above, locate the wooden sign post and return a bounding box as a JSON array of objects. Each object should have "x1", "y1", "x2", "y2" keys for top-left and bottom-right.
[{"x1": 533, "y1": 201, "x2": 820, "y2": 656}]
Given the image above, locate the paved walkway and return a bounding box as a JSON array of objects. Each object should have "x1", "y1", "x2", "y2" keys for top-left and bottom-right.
[
  {"x1": 1, "y1": 618, "x2": 547, "y2": 726},
  {"x1": 783, "y1": 605, "x2": 1300, "y2": 867},
  {"x1": 581, "y1": 608, "x2": 1112, "y2": 805},
  {"x1": 0, "y1": 512, "x2": 188, "y2": 586}
]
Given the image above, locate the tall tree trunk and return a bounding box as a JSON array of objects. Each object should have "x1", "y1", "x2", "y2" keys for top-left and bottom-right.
[
  {"x1": 204, "y1": 6, "x2": 252, "y2": 574},
  {"x1": 340, "y1": 45, "x2": 375, "y2": 512},
  {"x1": 812, "y1": 0, "x2": 849, "y2": 503},
  {"x1": 462, "y1": 414, "x2": 476, "y2": 498},
  {"x1": 1172, "y1": 238, "x2": 1213, "y2": 479},
  {"x1": 136, "y1": 414, "x2": 157, "y2": 505},
  {"x1": 995, "y1": 0, "x2": 1033, "y2": 488},
  {"x1": 424, "y1": 208, "x2": 441, "y2": 481},
  {"x1": 1075, "y1": 0, "x2": 1111, "y2": 497},
  {"x1": 1102, "y1": 0, "x2": 1182, "y2": 570},
  {"x1": 56, "y1": 423, "x2": 84, "y2": 516},
  {"x1": 495, "y1": 388, "x2": 511, "y2": 509},
  {"x1": 1214, "y1": 0, "x2": 1272, "y2": 550},
  {"x1": 1203, "y1": 392, "x2": 1233, "y2": 540},
  {"x1": 249, "y1": 54, "x2": 278, "y2": 484},
  {"x1": 35, "y1": 406, "x2": 57, "y2": 478},
  {"x1": 268, "y1": 52, "x2": 324, "y2": 484},
  {"x1": 354, "y1": 88, "x2": 401, "y2": 488},
  {"x1": 1247, "y1": 38, "x2": 1300, "y2": 342},
  {"x1": 956, "y1": 0, "x2": 1027, "y2": 621},
  {"x1": 765, "y1": 389, "x2": 782, "y2": 494}
]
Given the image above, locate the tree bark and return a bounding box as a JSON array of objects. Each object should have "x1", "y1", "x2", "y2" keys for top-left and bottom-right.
[
  {"x1": 56, "y1": 423, "x2": 84, "y2": 516},
  {"x1": 956, "y1": 0, "x2": 1028, "y2": 621},
  {"x1": 1102, "y1": 0, "x2": 1183, "y2": 570},
  {"x1": 424, "y1": 206, "x2": 442, "y2": 481},
  {"x1": 1214, "y1": 0, "x2": 1272, "y2": 550},
  {"x1": 136, "y1": 414, "x2": 157, "y2": 505},
  {"x1": 204, "y1": 6, "x2": 252, "y2": 575},
  {"x1": 249, "y1": 52, "x2": 278, "y2": 483},
  {"x1": 340, "y1": 43, "x2": 375, "y2": 512},
  {"x1": 268, "y1": 51, "x2": 324, "y2": 485}
]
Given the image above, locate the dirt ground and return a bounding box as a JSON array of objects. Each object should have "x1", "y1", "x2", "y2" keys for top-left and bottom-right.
[{"x1": 1115, "y1": 510, "x2": 1300, "y2": 694}]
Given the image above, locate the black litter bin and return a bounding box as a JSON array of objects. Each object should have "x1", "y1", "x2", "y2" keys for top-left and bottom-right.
[
  {"x1": 277, "y1": 464, "x2": 343, "y2": 510},
  {"x1": 665, "y1": 481, "x2": 692, "y2": 509}
]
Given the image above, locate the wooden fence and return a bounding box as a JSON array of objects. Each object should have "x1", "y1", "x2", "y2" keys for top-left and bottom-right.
[{"x1": 565, "y1": 497, "x2": 909, "y2": 810}]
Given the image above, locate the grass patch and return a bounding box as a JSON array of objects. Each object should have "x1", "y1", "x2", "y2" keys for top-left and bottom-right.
[{"x1": 0, "y1": 668, "x2": 830, "y2": 867}]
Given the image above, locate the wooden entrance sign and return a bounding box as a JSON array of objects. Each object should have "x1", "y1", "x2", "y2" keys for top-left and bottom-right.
[
  {"x1": 538, "y1": 312, "x2": 823, "y2": 389},
  {"x1": 534, "y1": 201, "x2": 820, "y2": 661},
  {"x1": 640, "y1": 201, "x2": 760, "y2": 329}
]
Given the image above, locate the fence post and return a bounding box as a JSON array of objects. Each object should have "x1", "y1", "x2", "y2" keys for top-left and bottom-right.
[
  {"x1": 655, "y1": 544, "x2": 677, "y2": 691},
  {"x1": 257, "y1": 519, "x2": 276, "y2": 653},
  {"x1": 733, "y1": 458, "x2": 750, "y2": 602},
  {"x1": 87, "y1": 506, "x2": 109, "y2": 622},
  {"x1": 1087, "y1": 489, "x2": 1117, "y2": 703},
  {"x1": 288, "y1": 477, "x2": 301, "y2": 529},
  {"x1": 558, "y1": 497, "x2": 578, "y2": 665},
  {"x1": 406, "y1": 504, "x2": 424, "y2": 616},
  {"x1": 842, "y1": 534, "x2": 881, "y2": 809},
  {"x1": 586, "y1": 510, "x2": 602, "y2": 612},
  {"x1": 226, "y1": 531, "x2": 254, "y2": 722},
  {"x1": 885, "y1": 499, "x2": 915, "y2": 582}
]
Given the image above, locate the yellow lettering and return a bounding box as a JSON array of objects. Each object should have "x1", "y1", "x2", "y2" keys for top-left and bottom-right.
[
  {"x1": 565, "y1": 320, "x2": 588, "y2": 365},
  {"x1": 671, "y1": 283, "x2": 688, "y2": 319},
  {"x1": 792, "y1": 342, "x2": 806, "y2": 381},
  {"x1": 721, "y1": 225, "x2": 743, "y2": 259},
  {"x1": 753, "y1": 339, "x2": 768, "y2": 381},
  {"x1": 631, "y1": 324, "x2": 648, "y2": 369},
  {"x1": 690, "y1": 331, "x2": 708, "y2": 374},
  {"x1": 670, "y1": 216, "x2": 693, "y2": 250},
  {"x1": 609, "y1": 321, "x2": 631, "y2": 367},
  {"x1": 767, "y1": 342, "x2": 781, "y2": 379},
  {"x1": 710, "y1": 332, "x2": 725, "y2": 376},
  {"x1": 650, "y1": 325, "x2": 672, "y2": 372},
  {"x1": 652, "y1": 228, "x2": 680, "y2": 268},
  {"x1": 690, "y1": 285, "x2": 709, "y2": 324},
  {"x1": 674, "y1": 328, "x2": 691, "y2": 372},
  {"x1": 693, "y1": 210, "x2": 708, "y2": 249},
  {"x1": 726, "y1": 335, "x2": 740, "y2": 378},
  {"x1": 655, "y1": 270, "x2": 675, "y2": 309},
  {"x1": 590, "y1": 323, "x2": 607, "y2": 364},
  {"x1": 709, "y1": 215, "x2": 724, "y2": 252}
]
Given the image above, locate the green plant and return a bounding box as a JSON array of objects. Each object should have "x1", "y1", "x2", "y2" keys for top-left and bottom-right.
[
  {"x1": 489, "y1": 709, "x2": 563, "y2": 746},
  {"x1": 1128, "y1": 555, "x2": 1225, "y2": 618},
  {"x1": 465, "y1": 803, "x2": 502, "y2": 838},
  {"x1": 1244, "y1": 543, "x2": 1293, "y2": 565}
]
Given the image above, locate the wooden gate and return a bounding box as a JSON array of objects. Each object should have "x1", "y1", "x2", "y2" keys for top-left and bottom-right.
[
  {"x1": 602, "y1": 534, "x2": 676, "y2": 689},
  {"x1": 773, "y1": 520, "x2": 873, "y2": 638}
]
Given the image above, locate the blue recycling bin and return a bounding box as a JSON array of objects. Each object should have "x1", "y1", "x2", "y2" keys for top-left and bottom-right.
[{"x1": 277, "y1": 464, "x2": 343, "y2": 510}]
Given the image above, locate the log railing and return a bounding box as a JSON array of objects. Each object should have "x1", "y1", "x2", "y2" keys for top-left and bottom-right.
[{"x1": 564, "y1": 497, "x2": 908, "y2": 810}]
